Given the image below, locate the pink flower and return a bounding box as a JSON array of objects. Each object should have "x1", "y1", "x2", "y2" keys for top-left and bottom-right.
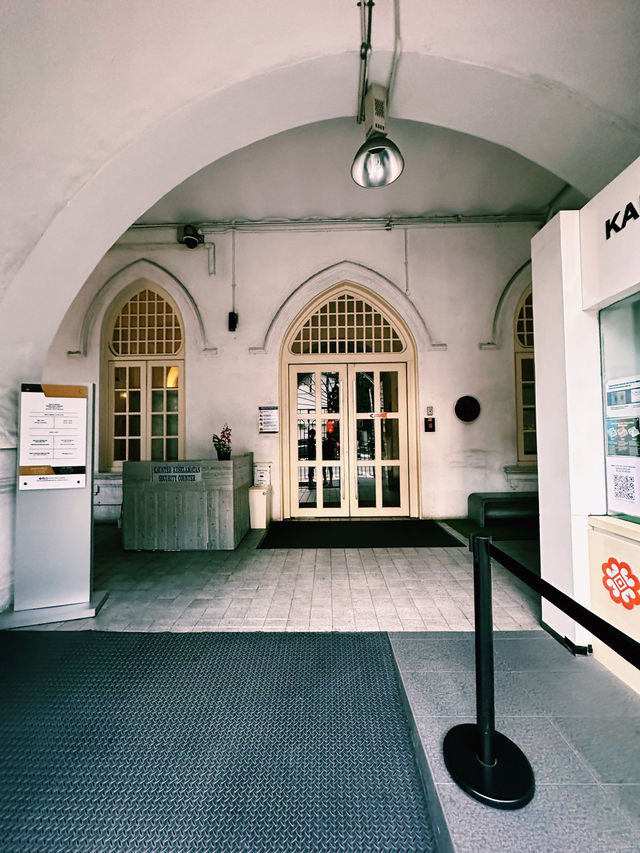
[{"x1": 212, "y1": 423, "x2": 232, "y2": 452}]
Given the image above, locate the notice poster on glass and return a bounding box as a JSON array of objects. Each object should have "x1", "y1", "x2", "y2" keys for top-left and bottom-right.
[
  {"x1": 604, "y1": 375, "x2": 640, "y2": 515},
  {"x1": 18, "y1": 384, "x2": 88, "y2": 490}
]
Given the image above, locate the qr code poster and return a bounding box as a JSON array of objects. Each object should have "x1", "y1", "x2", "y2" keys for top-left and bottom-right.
[{"x1": 606, "y1": 457, "x2": 640, "y2": 516}]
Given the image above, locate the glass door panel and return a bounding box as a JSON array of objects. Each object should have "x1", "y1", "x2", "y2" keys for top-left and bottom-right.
[
  {"x1": 297, "y1": 418, "x2": 317, "y2": 509},
  {"x1": 355, "y1": 371, "x2": 375, "y2": 412},
  {"x1": 297, "y1": 372, "x2": 315, "y2": 413},
  {"x1": 290, "y1": 366, "x2": 348, "y2": 516},
  {"x1": 348, "y1": 364, "x2": 408, "y2": 516},
  {"x1": 380, "y1": 371, "x2": 399, "y2": 412},
  {"x1": 357, "y1": 466, "x2": 376, "y2": 508},
  {"x1": 289, "y1": 363, "x2": 407, "y2": 518},
  {"x1": 381, "y1": 419, "x2": 400, "y2": 460},
  {"x1": 356, "y1": 420, "x2": 375, "y2": 460},
  {"x1": 382, "y1": 466, "x2": 401, "y2": 508}
]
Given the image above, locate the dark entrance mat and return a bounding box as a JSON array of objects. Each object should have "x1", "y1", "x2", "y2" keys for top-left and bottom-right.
[
  {"x1": 258, "y1": 519, "x2": 460, "y2": 549},
  {"x1": 0, "y1": 631, "x2": 435, "y2": 853}
]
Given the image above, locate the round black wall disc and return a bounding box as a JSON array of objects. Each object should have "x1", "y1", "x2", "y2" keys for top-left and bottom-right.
[{"x1": 455, "y1": 395, "x2": 481, "y2": 422}]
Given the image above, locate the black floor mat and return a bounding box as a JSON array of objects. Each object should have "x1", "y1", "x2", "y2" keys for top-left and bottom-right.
[
  {"x1": 0, "y1": 631, "x2": 436, "y2": 853},
  {"x1": 259, "y1": 519, "x2": 459, "y2": 549}
]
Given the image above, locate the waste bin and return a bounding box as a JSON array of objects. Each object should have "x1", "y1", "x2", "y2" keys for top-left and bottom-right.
[{"x1": 249, "y1": 485, "x2": 271, "y2": 528}]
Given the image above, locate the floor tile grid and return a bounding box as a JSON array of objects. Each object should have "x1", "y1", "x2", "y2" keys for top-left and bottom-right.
[{"x1": 27, "y1": 530, "x2": 540, "y2": 632}]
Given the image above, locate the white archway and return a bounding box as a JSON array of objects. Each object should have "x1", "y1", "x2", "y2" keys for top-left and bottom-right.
[{"x1": 3, "y1": 43, "x2": 639, "y2": 436}]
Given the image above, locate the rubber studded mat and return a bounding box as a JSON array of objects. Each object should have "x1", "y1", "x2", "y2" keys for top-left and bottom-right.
[{"x1": 0, "y1": 631, "x2": 436, "y2": 852}]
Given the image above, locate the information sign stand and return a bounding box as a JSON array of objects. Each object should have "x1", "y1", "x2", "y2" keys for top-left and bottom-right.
[{"x1": 0, "y1": 383, "x2": 107, "y2": 629}]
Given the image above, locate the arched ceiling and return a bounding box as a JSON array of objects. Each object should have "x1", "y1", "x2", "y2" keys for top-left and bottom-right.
[
  {"x1": 1, "y1": 0, "x2": 639, "y2": 393},
  {"x1": 137, "y1": 118, "x2": 586, "y2": 225}
]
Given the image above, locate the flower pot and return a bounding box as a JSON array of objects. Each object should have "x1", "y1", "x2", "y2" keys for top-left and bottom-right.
[{"x1": 216, "y1": 450, "x2": 231, "y2": 461}]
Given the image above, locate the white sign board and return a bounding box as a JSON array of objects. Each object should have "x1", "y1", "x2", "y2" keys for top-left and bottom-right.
[
  {"x1": 254, "y1": 464, "x2": 271, "y2": 486},
  {"x1": 18, "y1": 384, "x2": 88, "y2": 490}
]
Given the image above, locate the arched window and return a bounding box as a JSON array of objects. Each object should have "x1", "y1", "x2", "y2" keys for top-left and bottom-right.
[
  {"x1": 289, "y1": 290, "x2": 406, "y2": 355},
  {"x1": 102, "y1": 286, "x2": 185, "y2": 471},
  {"x1": 514, "y1": 287, "x2": 536, "y2": 461}
]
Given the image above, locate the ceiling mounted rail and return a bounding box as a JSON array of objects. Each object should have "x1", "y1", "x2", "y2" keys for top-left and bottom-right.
[{"x1": 130, "y1": 213, "x2": 546, "y2": 236}]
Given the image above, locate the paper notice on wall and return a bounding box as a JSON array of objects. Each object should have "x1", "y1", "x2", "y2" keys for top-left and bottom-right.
[{"x1": 18, "y1": 384, "x2": 88, "y2": 490}]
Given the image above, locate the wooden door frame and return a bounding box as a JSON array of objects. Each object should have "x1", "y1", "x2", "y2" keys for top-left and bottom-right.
[{"x1": 280, "y1": 283, "x2": 420, "y2": 519}]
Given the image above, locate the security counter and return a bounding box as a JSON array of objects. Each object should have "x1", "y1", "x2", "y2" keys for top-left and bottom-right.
[{"x1": 122, "y1": 454, "x2": 253, "y2": 550}]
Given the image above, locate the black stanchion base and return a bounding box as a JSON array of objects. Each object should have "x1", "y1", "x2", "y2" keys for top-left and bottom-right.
[{"x1": 443, "y1": 723, "x2": 535, "y2": 810}]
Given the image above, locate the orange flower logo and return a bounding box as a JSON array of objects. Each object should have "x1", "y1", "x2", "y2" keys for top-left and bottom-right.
[{"x1": 602, "y1": 558, "x2": 640, "y2": 610}]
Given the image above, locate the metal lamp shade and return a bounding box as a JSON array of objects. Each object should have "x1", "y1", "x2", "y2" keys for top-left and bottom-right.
[{"x1": 351, "y1": 133, "x2": 404, "y2": 188}]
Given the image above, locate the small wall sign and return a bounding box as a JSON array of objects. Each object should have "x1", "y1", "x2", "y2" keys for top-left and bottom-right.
[
  {"x1": 602, "y1": 557, "x2": 640, "y2": 610},
  {"x1": 258, "y1": 406, "x2": 279, "y2": 434}
]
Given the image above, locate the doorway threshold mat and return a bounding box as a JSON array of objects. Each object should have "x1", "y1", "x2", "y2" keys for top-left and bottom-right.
[
  {"x1": 0, "y1": 631, "x2": 436, "y2": 853},
  {"x1": 259, "y1": 519, "x2": 460, "y2": 549}
]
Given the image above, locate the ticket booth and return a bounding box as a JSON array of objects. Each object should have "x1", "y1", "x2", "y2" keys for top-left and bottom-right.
[{"x1": 533, "y1": 155, "x2": 640, "y2": 692}]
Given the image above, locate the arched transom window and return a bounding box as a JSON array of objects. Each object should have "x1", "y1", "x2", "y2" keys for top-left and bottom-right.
[
  {"x1": 103, "y1": 286, "x2": 185, "y2": 471},
  {"x1": 290, "y1": 291, "x2": 405, "y2": 355},
  {"x1": 109, "y1": 289, "x2": 183, "y2": 356},
  {"x1": 514, "y1": 288, "x2": 536, "y2": 461}
]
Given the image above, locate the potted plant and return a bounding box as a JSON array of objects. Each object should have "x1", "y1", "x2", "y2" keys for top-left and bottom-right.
[{"x1": 212, "y1": 423, "x2": 232, "y2": 460}]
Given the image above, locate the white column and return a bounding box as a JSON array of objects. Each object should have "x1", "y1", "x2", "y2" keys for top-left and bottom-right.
[{"x1": 531, "y1": 211, "x2": 606, "y2": 646}]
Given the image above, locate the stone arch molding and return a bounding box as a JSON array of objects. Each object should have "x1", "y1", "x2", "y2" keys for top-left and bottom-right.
[
  {"x1": 250, "y1": 260, "x2": 446, "y2": 356},
  {"x1": 72, "y1": 259, "x2": 217, "y2": 358},
  {"x1": 478, "y1": 259, "x2": 532, "y2": 350}
]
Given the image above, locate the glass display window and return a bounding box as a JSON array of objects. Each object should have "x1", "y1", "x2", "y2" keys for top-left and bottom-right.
[{"x1": 600, "y1": 290, "x2": 640, "y2": 522}]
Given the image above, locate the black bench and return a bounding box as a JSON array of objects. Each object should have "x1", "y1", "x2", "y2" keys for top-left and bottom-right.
[{"x1": 468, "y1": 491, "x2": 538, "y2": 527}]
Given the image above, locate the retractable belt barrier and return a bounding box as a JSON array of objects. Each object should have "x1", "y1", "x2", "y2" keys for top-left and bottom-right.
[{"x1": 443, "y1": 535, "x2": 640, "y2": 811}]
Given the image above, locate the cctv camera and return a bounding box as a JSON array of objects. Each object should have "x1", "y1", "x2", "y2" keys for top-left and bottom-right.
[{"x1": 178, "y1": 224, "x2": 204, "y2": 249}]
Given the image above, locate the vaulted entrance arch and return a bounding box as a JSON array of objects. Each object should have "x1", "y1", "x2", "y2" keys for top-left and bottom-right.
[{"x1": 281, "y1": 283, "x2": 419, "y2": 519}]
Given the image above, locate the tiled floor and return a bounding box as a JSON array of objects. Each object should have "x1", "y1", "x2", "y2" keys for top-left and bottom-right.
[
  {"x1": 392, "y1": 631, "x2": 640, "y2": 852},
  {"x1": 30, "y1": 524, "x2": 541, "y2": 632}
]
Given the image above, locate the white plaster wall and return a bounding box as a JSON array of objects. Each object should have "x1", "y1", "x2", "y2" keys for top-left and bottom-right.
[{"x1": 45, "y1": 223, "x2": 537, "y2": 524}]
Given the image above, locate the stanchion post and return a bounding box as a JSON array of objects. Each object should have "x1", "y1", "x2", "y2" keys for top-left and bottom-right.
[
  {"x1": 473, "y1": 535, "x2": 496, "y2": 767},
  {"x1": 442, "y1": 534, "x2": 535, "y2": 809}
]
